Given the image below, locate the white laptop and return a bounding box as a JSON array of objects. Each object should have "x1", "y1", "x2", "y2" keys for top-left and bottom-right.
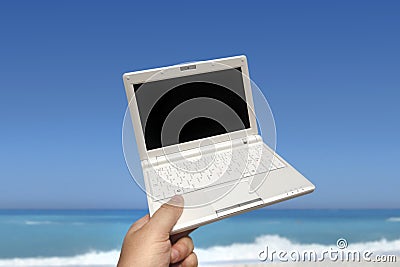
[{"x1": 123, "y1": 55, "x2": 315, "y2": 234}]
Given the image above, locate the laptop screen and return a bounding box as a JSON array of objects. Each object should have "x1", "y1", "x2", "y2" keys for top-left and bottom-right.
[{"x1": 133, "y1": 67, "x2": 250, "y2": 150}]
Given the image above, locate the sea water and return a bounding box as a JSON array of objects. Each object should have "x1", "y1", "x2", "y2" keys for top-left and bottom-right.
[{"x1": 0, "y1": 209, "x2": 399, "y2": 265}]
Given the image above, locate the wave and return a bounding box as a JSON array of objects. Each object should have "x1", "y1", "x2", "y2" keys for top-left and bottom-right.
[
  {"x1": 24, "y1": 221, "x2": 85, "y2": 226},
  {"x1": 0, "y1": 235, "x2": 399, "y2": 266},
  {"x1": 387, "y1": 217, "x2": 400, "y2": 222},
  {"x1": 0, "y1": 250, "x2": 120, "y2": 266},
  {"x1": 196, "y1": 235, "x2": 400, "y2": 264},
  {"x1": 24, "y1": 221, "x2": 54, "y2": 225}
]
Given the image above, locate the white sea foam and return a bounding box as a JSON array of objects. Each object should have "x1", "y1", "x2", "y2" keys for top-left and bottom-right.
[
  {"x1": 387, "y1": 217, "x2": 400, "y2": 222},
  {"x1": 196, "y1": 235, "x2": 400, "y2": 264},
  {"x1": 0, "y1": 235, "x2": 399, "y2": 266},
  {"x1": 24, "y1": 220, "x2": 86, "y2": 226},
  {"x1": 0, "y1": 250, "x2": 120, "y2": 266},
  {"x1": 24, "y1": 220, "x2": 54, "y2": 225}
]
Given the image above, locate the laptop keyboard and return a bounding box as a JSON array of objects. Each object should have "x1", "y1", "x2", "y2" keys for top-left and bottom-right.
[{"x1": 146, "y1": 144, "x2": 285, "y2": 201}]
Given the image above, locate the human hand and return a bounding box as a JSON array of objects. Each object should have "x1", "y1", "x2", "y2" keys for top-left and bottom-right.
[{"x1": 118, "y1": 195, "x2": 198, "y2": 267}]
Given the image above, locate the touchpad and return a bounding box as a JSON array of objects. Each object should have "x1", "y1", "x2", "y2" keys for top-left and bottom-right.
[{"x1": 204, "y1": 181, "x2": 261, "y2": 211}]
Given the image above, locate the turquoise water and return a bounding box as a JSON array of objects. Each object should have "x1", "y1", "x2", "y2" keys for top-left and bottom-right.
[{"x1": 0, "y1": 209, "x2": 399, "y2": 265}]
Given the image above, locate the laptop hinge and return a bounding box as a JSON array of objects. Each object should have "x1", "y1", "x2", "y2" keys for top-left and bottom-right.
[
  {"x1": 146, "y1": 135, "x2": 262, "y2": 168},
  {"x1": 142, "y1": 158, "x2": 157, "y2": 169},
  {"x1": 242, "y1": 135, "x2": 261, "y2": 145}
]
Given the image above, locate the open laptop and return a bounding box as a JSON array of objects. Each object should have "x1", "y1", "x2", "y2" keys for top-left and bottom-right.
[{"x1": 123, "y1": 55, "x2": 315, "y2": 234}]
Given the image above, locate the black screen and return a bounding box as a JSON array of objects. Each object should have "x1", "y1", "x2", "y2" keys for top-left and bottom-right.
[{"x1": 134, "y1": 67, "x2": 250, "y2": 150}]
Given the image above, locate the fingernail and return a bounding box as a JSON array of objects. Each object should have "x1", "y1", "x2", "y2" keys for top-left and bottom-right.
[
  {"x1": 170, "y1": 195, "x2": 184, "y2": 206},
  {"x1": 171, "y1": 248, "x2": 180, "y2": 262}
]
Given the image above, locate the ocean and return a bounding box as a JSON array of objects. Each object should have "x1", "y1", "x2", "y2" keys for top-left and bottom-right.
[{"x1": 0, "y1": 209, "x2": 399, "y2": 266}]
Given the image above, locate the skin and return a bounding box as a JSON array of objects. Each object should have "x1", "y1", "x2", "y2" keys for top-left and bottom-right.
[{"x1": 118, "y1": 195, "x2": 198, "y2": 267}]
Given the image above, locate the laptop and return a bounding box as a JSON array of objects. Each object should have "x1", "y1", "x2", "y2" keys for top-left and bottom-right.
[{"x1": 122, "y1": 55, "x2": 315, "y2": 234}]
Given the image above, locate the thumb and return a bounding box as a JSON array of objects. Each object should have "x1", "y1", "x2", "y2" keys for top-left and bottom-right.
[{"x1": 149, "y1": 195, "x2": 184, "y2": 235}]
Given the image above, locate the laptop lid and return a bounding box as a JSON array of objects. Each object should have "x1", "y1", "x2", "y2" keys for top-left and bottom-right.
[{"x1": 123, "y1": 55, "x2": 258, "y2": 160}]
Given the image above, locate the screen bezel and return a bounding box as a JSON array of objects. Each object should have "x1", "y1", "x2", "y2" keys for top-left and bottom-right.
[{"x1": 123, "y1": 55, "x2": 258, "y2": 160}]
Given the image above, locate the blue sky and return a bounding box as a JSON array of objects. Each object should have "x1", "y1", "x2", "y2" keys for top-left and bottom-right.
[{"x1": 0, "y1": 1, "x2": 399, "y2": 209}]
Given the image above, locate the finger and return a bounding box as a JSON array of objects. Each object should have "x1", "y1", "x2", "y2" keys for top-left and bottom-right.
[
  {"x1": 181, "y1": 252, "x2": 198, "y2": 267},
  {"x1": 170, "y1": 228, "x2": 197, "y2": 244},
  {"x1": 170, "y1": 236, "x2": 194, "y2": 264},
  {"x1": 148, "y1": 195, "x2": 184, "y2": 234},
  {"x1": 128, "y1": 214, "x2": 150, "y2": 233}
]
